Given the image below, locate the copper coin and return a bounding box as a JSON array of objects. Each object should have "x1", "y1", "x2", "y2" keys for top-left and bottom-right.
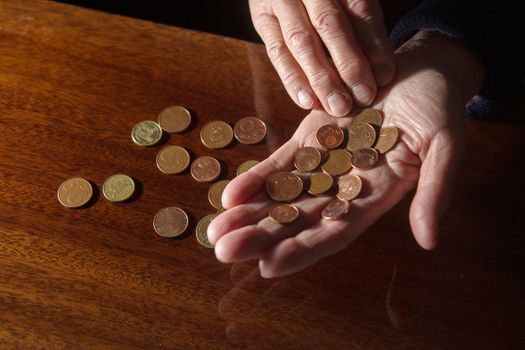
[
  {"x1": 233, "y1": 116, "x2": 267, "y2": 144},
  {"x1": 158, "y1": 105, "x2": 192, "y2": 133},
  {"x1": 57, "y1": 177, "x2": 93, "y2": 208},
  {"x1": 196, "y1": 214, "x2": 216, "y2": 248},
  {"x1": 266, "y1": 171, "x2": 304, "y2": 202},
  {"x1": 200, "y1": 120, "x2": 234, "y2": 149},
  {"x1": 294, "y1": 147, "x2": 322, "y2": 172},
  {"x1": 307, "y1": 172, "x2": 333, "y2": 196},
  {"x1": 153, "y1": 207, "x2": 189, "y2": 238},
  {"x1": 316, "y1": 124, "x2": 344, "y2": 149},
  {"x1": 236, "y1": 160, "x2": 260, "y2": 176},
  {"x1": 374, "y1": 126, "x2": 399, "y2": 154},
  {"x1": 216, "y1": 206, "x2": 227, "y2": 215},
  {"x1": 269, "y1": 204, "x2": 300, "y2": 224},
  {"x1": 346, "y1": 123, "x2": 376, "y2": 152},
  {"x1": 156, "y1": 145, "x2": 190, "y2": 174},
  {"x1": 354, "y1": 108, "x2": 383, "y2": 127},
  {"x1": 337, "y1": 174, "x2": 362, "y2": 201},
  {"x1": 321, "y1": 199, "x2": 350, "y2": 220},
  {"x1": 352, "y1": 148, "x2": 379, "y2": 169},
  {"x1": 321, "y1": 149, "x2": 353, "y2": 176},
  {"x1": 208, "y1": 180, "x2": 230, "y2": 209},
  {"x1": 191, "y1": 156, "x2": 221, "y2": 182}
]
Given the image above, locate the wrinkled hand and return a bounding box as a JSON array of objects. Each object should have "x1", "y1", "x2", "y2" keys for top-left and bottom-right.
[
  {"x1": 249, "y1": 0, "x2": 395, "y2": 116},
  {"x1": 209, "y1": 31, "x2": 484, "y2": 278}
]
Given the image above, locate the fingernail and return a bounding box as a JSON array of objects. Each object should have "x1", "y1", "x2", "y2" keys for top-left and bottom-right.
[
  {"x1": 297, "y1": 89, "x2": 314, "y2": 109},
  {"x1": 352, "y1": 83, "x2": 374, "y2": 106},
  {"x1": 327, "y1": 92, "x2": 350, "y2": 116},
  {"x1": 372, "y1": 63, "x2": 393, "y2": 86}
]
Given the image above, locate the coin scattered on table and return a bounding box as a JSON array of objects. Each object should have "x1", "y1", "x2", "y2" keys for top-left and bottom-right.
[
  {"x1": 351, "y1": 148, "x2": 379, "y2": 169},
  {"x1": 200, "y1": 120, "x2": 234, "y2": 149},
  {"x1": 269, "y1": 204, "x2": 299, "y2": 224},
  {"x1": 374, "y1": 126, "x2": 399, "y2": 154},
  {"x1": 321, "y1": 149, "x2": 353, "y2": 176},
  {"x1": 354, "y1": 108, "x2": 383, "y2": 127},
  {"x1": 191, "y1": 155, "x2": 221, "y2": 182},
  {"x1": 156, "y1": 145, "x2": 190, "y2": 174},
  {"x1": 307, "y1": 172, "x2": 333, "y2": 196},
  {"x1": 316, "y1": 124, "x2": 344, "y2": 149},
  {"x1": 266, "y1": 171, "x2": 304, "y2": 202},
  {"x1": 236, "y1": 160, "x2": 260, "y2": 176},
  {"x1": 153, "y1": 207, "x2": 189, "y2": 238},
  {"x1": 57, "y1": 177, "x2": 93, "y2": 208},
  {"x1": 294, "y1": 147, "x2": 322, "y2": 172},
  {"x1": 321, "y1": 199, "x2": 350, "y2": 220},
  {"x1": 158, "y1": 105, "x2": 192, "y2": 133},
  {"x1": 346, "y1": 122, "x2": 376, "y2": 152},
  {"x1": 102, "y1": 174, "x2": 135, "y2": 202},
  {"x1": 208, "y1": 180, "x2": 230, "y2": 209},
  {"x1": 234, "y1": 116, "x2": 267, "y2": 144},
  {"x1": 337, "y1": 174, "x2": 362, "y2": 201},
  {"x1": 131, "y1": 120, "x2": 163, "y2": 146},
  {"x1": 196, "y1": 214, "x2": 216, "y2": 248}
]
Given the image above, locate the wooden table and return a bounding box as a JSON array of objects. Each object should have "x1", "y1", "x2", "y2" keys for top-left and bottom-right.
[{"x1": 1, "y1": 1, "x2": 524, "y2": 349}]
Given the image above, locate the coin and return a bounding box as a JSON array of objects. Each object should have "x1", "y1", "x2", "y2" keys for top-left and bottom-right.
[
  {"x1": 374, "y1": 126, "x2": 399, "y2": 154},
  {"x1": 158, "y1": 105, "x2": 192, "y2": 133},
  {"x1": 196, "y1": 214, "x2": 216, "y2": 248},
  {"x1": 57, "y1": 177, "x2": 93, "y2": 208},
  {"x1": 216, "y1": 206, "x2": 227, "y2": 215},
  {"x1": 153, "y1": 207, "x2": 189, "y2": 238},
  {"x1": 346, "y1": 122, "x2": 376, "y2": 152},
  {"x1": 131, "y1": 120, "x2": 163, "y2": 146},
  {"x1": 316, "y1": 124, "x2": 344, "y2": 149},
  {"x1": 102, "y1": 174, "x2": 135, "y2": 202},
  {"x1": 307, "y1": 172, "x2": 333, "y2": 196},
  {"x1": 354, "y1": 108, "x2": 383, "y2": 126},
  {"x1": 208, "y1": 180, "x2": 230, "y2": 209},
  {"x1": 294, "y1": 147, "x2": 322, "y2": 172},
  {"x1": 236, "y1": 160, "x2": 260, "y2": 176},
  {"x1": 234, "y1": 116, "x2": 267, "y2": 144},
  {"x1": 351, "y1": 148, "x2": 379, "y2": 169},
  {"x1": 191, "y1": 156, "x2": 221, "y2": 182},
  {"x1": 337, "y1": 174, "x2": 362, "y2": 201},
  {"x1": 200, "y1": 120, "x2": 234, "y2": 149},
  {"x1": 321, "y1": 149, "x2": 353, "y2": 176},
  {"x1": 321, "y1": 199, "x2": 350, "y2": 220},
  {"x1": 266, "y1": 171, "x2": 303, "y2": 202},
  {"x1": 269, "y1": 204, "x2": 299, "y2": 224},
  {"x1": 156, "y1": 145, "x2": 190, "y2": 174}
]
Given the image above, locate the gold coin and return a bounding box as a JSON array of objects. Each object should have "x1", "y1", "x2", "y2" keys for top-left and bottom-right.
[
  {"x1": 196, "y1": 214, "x2": 216, "y2": 248},
  {"x1": 351, "y1": 148, "x2": 379, "y2": 169},
  {"x1": 354, "y1": 108, "x2": 383, "y2": 127},
  {"x1": 316, "y1": 124, "x2": 345, "y2": 149},
  {"x1": 208, "y1": 180, "x2": 230, "y2": 209},
  {"x1": 266, "y1": 171, "x2": 303, "y2": 202},
  {"x1": 337, "y1": 174, "x2": 362, "y2": 201},
  {"x1": 153, "y1": 207, "x2": 189, "y2": 238},
  {"x1": 321, "y1": 149, "x2": 353, "y2": 176},
  {"x1": 269, "y1": 204, "x2": 299, "y2": 224},
  {"x1": 236, "y1": 160, "x2": 260, "y2": 176},
  {"x1": 200, "y1": 120, "x2": 234, "y2": 149},
  {"x1": 374, "y1": 126, "x2": 399, "y2": 154},
  {"x1": 191, "y1": 156, "x2": 221, "y2": 182},
  {"x1": 57, "y1": 177, "x2": 93, "y2": 208},
  {"x1": 102, "y1": 174, "x2": 135, "y2": 202},
  {"x1": 294, "y1": 147, "x2": 322, "y2": 172},
  {"x1": 156, "y1": 145, "x2": 190, "y2": 174},
  {"x1": 307, "y1": 172, "x2": 333, "y2": 196},
  {"x1": 158, "y1": 105, "x2": 192, "y2": 133},
  {"x1": 321, "y1": 199, "x2": 350, "y2": 220},
  {"x1": 131, "y1": 120, "x2": 163, "y2": 146},
  {"x1": 346, "y1": 122, "x2": 376, "y2": 152},
  {"x1": 234, "y1": 116, "x2": 267, "y2": 144}
]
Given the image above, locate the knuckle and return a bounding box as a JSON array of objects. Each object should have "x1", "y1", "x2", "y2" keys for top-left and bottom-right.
[
  {"x1": 337, "y1": 57, "x2": 368, "y2": 78},
  {"x1": 284, "y1": 27, "x2": 313, "y2": 48},
  {"x1": 311, "y1": 11, "x2": 342, "y2": 35},
  {"x1": 308, "y1": 70, "x2": 333, "y2": 90},
  {"x1": 266, "y1": 39, "x2": 287, "y2": 60},
  {"x1": 346, "y1": 0, "x2": 376, "y2": 21}
]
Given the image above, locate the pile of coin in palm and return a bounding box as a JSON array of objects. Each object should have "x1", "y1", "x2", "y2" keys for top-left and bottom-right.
[
  {"x1": 265, "y1": 108, "x2": 398, "y2": 224},
  {"x1": 57, "y1": 105, "x2": 265, "y2": 248}
]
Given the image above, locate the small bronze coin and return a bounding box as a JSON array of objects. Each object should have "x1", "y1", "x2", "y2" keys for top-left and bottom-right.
[
  {"x1": 266, "y1": 171, "x2": 304, "y2": 202},
  {"x1": 102, "y1": 174, "x2": 135, "y2": 202},
  {"x1": 191, "y1": 156, "x2": 221, "y2": 182},
  {"x1": 208, "y1": 180, "x2": 230, "y2": 209},
  {"x1": 269, "y1": 204, "x2": 300, "y2": 224},
  {"x1": 307, "y1": 172, "x2": 333, "y2": 196},
  {"x1": 153, "y1": 207, "x2": 189, "y2": 238},
  {"x1": 196, "y1": 214, "x2": 216, "y2": 248},
  {"x1": 236, "y1": 160, "x2": 260, "y2": 176},
  {"x1": 156, "y1": 145, "x2": 190, "y2": 174},
  {"x1": 200, "y1": 120, "x2": 234, "y2": 149},
  {"x1": 321, "y1": 199, "x2": 350, "y2": 220},
  {"x1": 57, "y1": 177, "x2": 93, "y2": 208},
  {"x1": 294, "y1": 147, "x2": 322, "y2": 172},
  {"x1": 316, "y1": 124, "x2": 344, "y2": 149},
  {"x1": 216, "y1": 206, "x2": 227, "y2": 215},
  {"x1": 321, "y1": 149, "x2": 353, "y2": 176},
  {"x1": 346, "y1": 122, "x2": 376, "y2": 152},
  {"x1": 337, "y1": 174, "x2": 362, "y2": 201},
  {"x1": 233, "y1": 116, "x2": 267, "y2": 144},
  {"x1": 158, "y1": 105, "x2": 192, "y2": 133},
  {"x1": 351, "y1": 148, "x2": 379, "y2": 169},
  {"x1": 374, "y1": 126, "x2": 399, "y2": 154},
  {"x1": 131, "y1": 120, "x2": 163, "y2": 146},
  {"x1": 354, "y1": 108, "x2": 383, "y2": 127}
]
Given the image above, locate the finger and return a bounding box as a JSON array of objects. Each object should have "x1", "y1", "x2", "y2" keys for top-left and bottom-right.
[
  {"x1": 272, "y1": 0, "x2": 353, "y2": 116},
  {"x1": 250, "y1": 0, "x2": 317, "y2": 109},
  {"x1": 342, "y1": 0, "x2": 396, "y2": 86},
  {"x1": 302, "y1": 0, "x2": 377, "y2": 105},
  {"x1": 409, "y1": 128, "x2": 464, "y2": 250}
]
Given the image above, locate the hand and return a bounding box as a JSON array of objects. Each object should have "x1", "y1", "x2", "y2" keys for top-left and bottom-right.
[
  {"x1": 209, "y1": 31, "x2": 484, "y2": 278},
  {"x1": 249, "y1": 0, "x2": 395, "y2": 116}
]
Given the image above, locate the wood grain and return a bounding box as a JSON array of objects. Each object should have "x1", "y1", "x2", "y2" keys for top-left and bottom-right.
[{"x1": 1, "y1": 1, "x2": 524, "y2": 349}]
